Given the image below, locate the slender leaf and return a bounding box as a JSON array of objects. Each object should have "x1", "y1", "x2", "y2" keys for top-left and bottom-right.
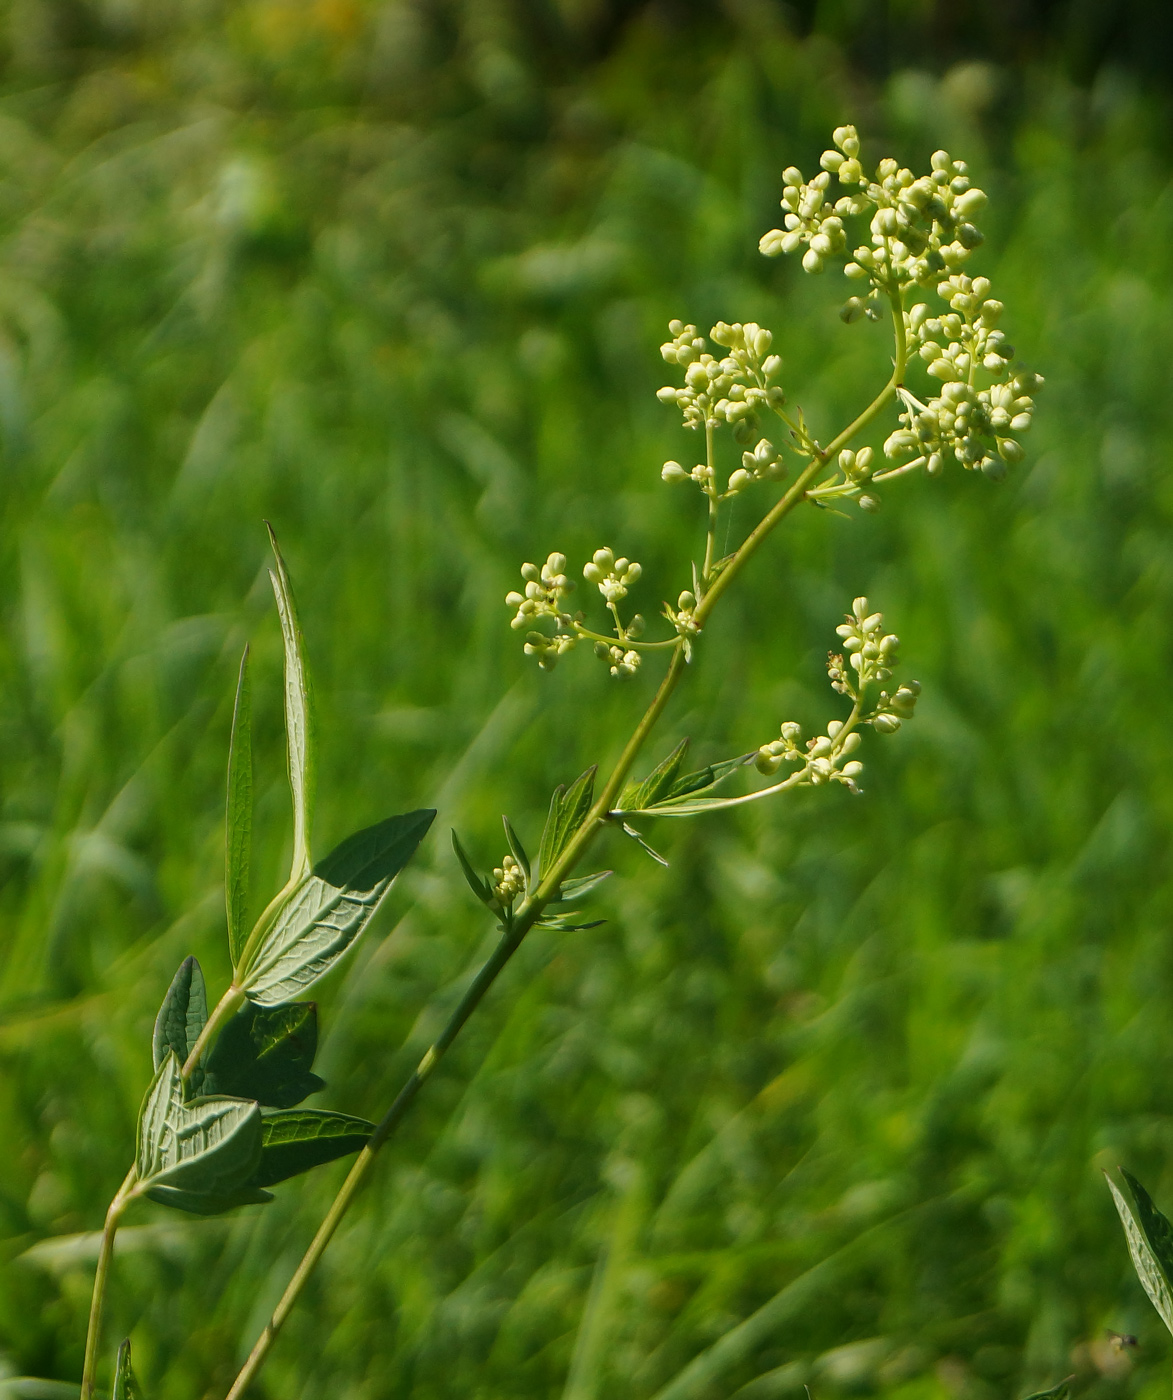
[
  {"x1": 617, "y1": 738, "x2": 691, "y2": 812},
  {"x1": 226, "y1": 645, "x2": 253, "y2": 969},
  {"x1": 1022, "y1": 1380, "x2": 1073, "y2": 1400},
  {"x1": 537, "y1": 767, "x2": 596, "y2": 879},
  {"x1": 619, "y1": 821, "x2": 669, "y2": 866},
  {"x1": 151, "y1": 957, "x2": 207, "y2": 1095},
  {"x1": 136, "y1": 1052, "x2": 262, "y2": 1196},
  {"x1": 1106, "y1": 1168, "x2": 1173, "y2": 1334},
  {"x1": 502, "y1": 815, "x2": 530, "y2": 887},
  {"x1": 202, "y1": 1001, "x2": 324, "y2": 1108},
  {"x1": 113, "y1": 1339, "x2": 144, "y2": 1400},
  {"x1": 145, "y1": 1183, "x2": 273, "y2": 1216},
  {"x1": 556, "y1": 870, "x2": 612, "y2": 902},
  {"x1": 452, "y1": 829, "x2": 495, "y2": 907},
  {"x1": 266, "y1": 523, "x2": 316, "y2": 884},
  {"x1": 253, "y1": 1109, "x2": 374, "y2": 1186},
  {"x1": 618, "y1": 754, "x2": 758, "y2": 818},
  {"x1": 535, "y1": 913, "x2": 606, "y2": 932},
  {"x1": 241, "y1": 809, "x2": 435, "y2": 1006}
]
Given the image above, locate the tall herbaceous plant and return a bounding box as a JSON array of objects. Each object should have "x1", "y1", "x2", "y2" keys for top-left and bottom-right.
[{"x1": 74, "y1": 126, "x2": 1040, "y2": 1399}]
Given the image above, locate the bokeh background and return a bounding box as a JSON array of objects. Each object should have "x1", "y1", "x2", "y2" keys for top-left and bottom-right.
[{"x1": 3, "y1": 1, "x2": 1173, "y2": 1397}]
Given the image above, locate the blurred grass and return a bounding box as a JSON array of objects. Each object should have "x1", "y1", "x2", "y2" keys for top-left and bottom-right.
[{"x1": 3, "y1": 4, "x2": 1173, "y2": 1399}]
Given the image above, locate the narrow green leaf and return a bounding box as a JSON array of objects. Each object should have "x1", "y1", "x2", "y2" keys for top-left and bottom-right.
[
  {"x1": 151, "y1": 957, "x2": 207, "y2": 1095},
  {"x1": 136, "y1": 1052, "x2": 262, "y2": 1195},
  {"x1": 535, "y1": 913, "x2": 606, "y2": 932},
  {"x1": 1106, "y1": 1168, "x2": 1173, "y2": 1334},
  {"x1": 241, "y1": 809, "x2": 435, "y2": 1006},
  {"x1": 1022, "y1": 1379, "x2": 1074, "y2": 1400},
  {"x1": 226, "y1": 645, "x2": 253, "y2": 970},
  {"x1": 452, "y1": 829, "x2": 495, "y2": 907},
  {"x1": 620, "y1": 821, "x2": 669, "y2": 866},
  {"x1": 202, "y1": 1001, "x2": 324, "y2": 1108},
  {"x1": 266, "y1": 523, "x2": 316, "y2": 884},
  {"x1": 502, "y1": 815, "x2": 531, "y2": 887},
  {"x1": 537, "y1": 767, "x2": 596, "y2": 879},
  {"x1": 618, "y1": 738, "x2": 691, "y2": 812},
  {"x1": 113, "y1": 1339, "x2": 144, "y2": 1400},
  {"x1": 145, "y1": 1183, "x2": 274, "y2": 1215},
  {"x1": 253, "y1": 1109, "x2": 374, "y2": 1186},
  {"x1": 556, "y1": 870, "x2": 612, "y2": 903},
  {"x1": 662, "y1": 753, "x2": 756, "y2": 803}
]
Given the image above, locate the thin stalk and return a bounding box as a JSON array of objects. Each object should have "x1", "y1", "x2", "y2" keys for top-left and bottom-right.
[
  {"x1": 222, "y1": 316, "x2": 909, "y2": 1398},
  {"x1": 80, "y1": 1167, "x2": 136, "y2": 1400},
  {"x1": 181, "y1": 984, "x2": 246, "y2": 1080},
  {"x1": 700, "y1": 420, "x2": 718, "y2": 589}
]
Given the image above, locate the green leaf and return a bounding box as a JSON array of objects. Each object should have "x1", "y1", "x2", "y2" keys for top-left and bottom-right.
[
  {"x1": 1022, "y1": 1380, "x2": 1074, "y2": 1400},
  {"x1": 226, "y1": 645, "x2": 253, "y2": 970},
  {"x1": 617, "y1": 738, "x2": 691, "y2": 812},
  {"x1": 502, "y1": 815, "x2": 531, "y2": 888},
  {"x1": 202, "y1": 1000, "x2": 324, "y2": 1108},
  {"x1": 619, "y1": 754, "x2": 758, "y2": 818},
  {"x1": 136, "y1": 1052, "x2": 262, "y2": 1196},
  {"x1": 113, "y1": 1338, "x2": 144, "y2": 1400},
  {"x1": 266, "y1": 523, "x2": 316, "y2": 884},
  {"x1": 240, "y1": 809, "x2": 435, "y2": 1006},
  {"x1": 1105, "y1": 1167, "x2": 1173, "y2": 1334},
  {"x1": 152, "y1": 957, "x2": 208, "y2": 1096},
  {"x1": 144, "y1": 1183, "x2": 273, "y2": 1215},
  {"x1": 452, "y1": 829, "x2": 495, "y2": 907},
  {"x1": 535, "y1": 913, "x2": 606, "y2": 932},
  {"x1": 253, "y1": 1109, "x2": 374, "y2": 1186},
  {"x1": 537, "y1": 767, "x2": 596, "y2": 880},
  {"x1": 556, "y1": 870, "x2": 611, "y2": 903}
]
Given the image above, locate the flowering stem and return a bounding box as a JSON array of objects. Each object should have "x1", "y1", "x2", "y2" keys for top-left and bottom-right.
[{"x1": 219, "y1": 313, "x2": 908, "y2": 1399}]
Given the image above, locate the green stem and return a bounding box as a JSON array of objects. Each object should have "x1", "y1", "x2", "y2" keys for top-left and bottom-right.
[
  {"x1": 182, "y1": 984, "x2": 246, "y2": 1080},
  {"x1": 80, "y1": 1167, "x2": 136, "y2": 1400},
  {"x1": 220, "y1": 315, "x2": 910, "y2": 1399},
  {"x1": 700, "y1": 420, "x2": 718, "y2": 589}
]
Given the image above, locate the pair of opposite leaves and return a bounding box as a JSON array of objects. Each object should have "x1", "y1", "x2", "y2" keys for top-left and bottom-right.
[{"x1": 138, "y1": 808, "x2": 434, "y2": 1216}]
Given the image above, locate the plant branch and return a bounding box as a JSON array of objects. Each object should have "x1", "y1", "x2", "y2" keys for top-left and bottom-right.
[{"x1": 80, "y1": 1167, "x2": 136, "y2": 1400}]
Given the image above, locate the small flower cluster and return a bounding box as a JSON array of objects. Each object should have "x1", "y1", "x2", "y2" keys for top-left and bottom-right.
[
  {"x1": 807, "y1": 445, "x2": 878, "y2": 512},
  {"x1": 663, "y1": 589, "x2": 700, "y2": 660},
  {"x1": 583, "y1": 548, "x2": 642, "y2": 604},
  {"x1": 761, "y1": 126, "x2": 988, "y2": 295},
  {"x1": 754, "y1": 718, "x2": 865, "y2": 794},
  {"x1": 882, "y1": 276, "x2": 1042, "y2": 478},
  {"x1": 491, "y1": 855, "x2": 525, "y2": 908},
  {"x1": 834, "y1": 597, "x2": 900, "y2": 689},
  {"x1": 594, "y1": 642, "x2": 641, "y2": 678},
  {"x1": 656, "y1": 319, "x2": 785, "y2": 447},
  {"x1": 728, "y1": 437, "x2": 787, "y2": 495},
  {"x1": 505, "y1": 553, "x2": 579, "y2": 671}
]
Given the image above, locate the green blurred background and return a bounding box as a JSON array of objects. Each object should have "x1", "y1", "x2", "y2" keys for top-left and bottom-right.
[{"x1": 3, "y1": 1, "x2": 1173, "y2": 1396}]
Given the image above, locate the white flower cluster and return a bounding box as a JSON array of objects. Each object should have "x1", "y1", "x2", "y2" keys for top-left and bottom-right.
[
  {"x1": 594, "y1": 642, "x2": 641, "y2": 679},
  {"x1": 883, "y1": 275, "x2": 1042, "y2": 479},
  {"x1": 583, "y1": 547, "x2": 642, "y2": 604},
  {"x1": 834, "y1": 597, "x2": 900, "y2": 688},
  {"x1": 663, "y1": 589, "x2": 700, "y2": 660},
  {"x1": 505, "y1": 553, "x2": 579, "y2": 671},
  {"x1": 491, "y1": 854, "x2": 524, "y2": 907},
  {"x1": 761, "y1": 126, "x2": 988, "y2": 291},
  {"x1": 755, "y1": 717, "x2": 865, "y2": 793},
  {"x1": 728, "y1": 437, "x2": 787, "y2": 495},
  {"x1": 656, "y1": 319, "x2": 785, "y2": 446}
]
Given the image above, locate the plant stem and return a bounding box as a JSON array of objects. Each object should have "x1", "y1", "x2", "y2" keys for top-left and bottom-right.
[
  {"x1": 80, "y1": 1167, "x2": 136, "y2": 1400},
  {"x1": 182, "y1": 984, "x2": 246, "y2": 1079},
  {"x1": 221, "y1": 326, "x2": 909, "y2": 1398}
]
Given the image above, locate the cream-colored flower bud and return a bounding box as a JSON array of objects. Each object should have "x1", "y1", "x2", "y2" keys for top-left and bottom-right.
[
  {"x1": 842, "y1": 761, "x2": 864, "y2": 779},
  {"x1": 873, "y1": 714, "x2": 901, "y2": 734},
  {"x1": 678, "y1": 591, "x2": 696, "y2": 612},
  {"x1": 840, "y1": 731, "x2": 862, "y2": 755},
  {"x1": 727, "y1": 468, "x2": 752, "y2": 493},
  {"x1": 802, "y1": 249, "x2": 824, "y2": 273},
  {"x1": 756, "y1": 748, "x2": 783, "y2": 776},
  {"x1": 661, "y1": 460, "x2": 689, "y2": 483}
]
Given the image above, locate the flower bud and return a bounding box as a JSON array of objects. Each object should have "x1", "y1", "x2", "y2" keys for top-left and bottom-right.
[
  {"x1": 858, "y1": 494, "x2": 881, "y2": 513},
  {"x1": 756, "y1": 747, "x2": 783, "y2": 775},
  {"x1": 997, "y1": 437, "x2": 1025, "y2": 465},
  {"x1": 802, "y1": 248, "x2": 824, "y2": 273},
  {"x1": 842, "y1": 761, "x2": 864, "y2": 778},
  {"x1": 781, "y1": 721, "x2": 802, "y2": 742},
  {"x1": 872, "y1": 713, "x2": 901, "y2": 734},
  {"x1": 661, "y1": 460, "x2": 689, "y2": 483},
  {"x1": 840, "y1": 297, "x2": 866, "y2": 323}
]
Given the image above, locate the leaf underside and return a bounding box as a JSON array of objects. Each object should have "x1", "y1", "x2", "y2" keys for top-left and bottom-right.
[
  {"x1": 241, "y1": 808, "x2": 435, "y2": 1006},
  {"x1": 1106, "y1": 1167, "x2": 1173, "y2": 1334},
  {"x1": 152, "y1": 957, "x2": 208, "y2": 1096},
  {"x1": 267, "y1": 523, "x2": 316, "y2": 885},
  {"x1": 254, "y1": 1108, "x2": 375, "y2": 1186},
  {"x1": 202, "y1": 1000, "x2": 325, "y2": 1108}
]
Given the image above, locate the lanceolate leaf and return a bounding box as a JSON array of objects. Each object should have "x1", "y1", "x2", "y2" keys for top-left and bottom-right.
[
  {"x1": 615, "y1": 753, "x2": 757, "y2": 818},
  {"x1": 226, "y1": 645, "x2": 253, "y2": 969},
  {"x1": 538, "y1": 767, "x2": 596, "y2": 880},
  {"x1": 113, "y1": 1338, "x2": 144, "y2": 1400},
  {"x1": 452, "y1": 829, "x2": 495, "y2": 907},
  {"x1": 617, "y1": 738, "x2": 691, "y2": 813},
  {"x1": 136, "y1": 1052, "x2": 262, "y2": 1196},
  {"x1": 1022, "y1": 1380, "x2": 1073, "y2": 1400},
  {"x1": 152, "y1": 957, "x2": 208, "y2": 1095},
  {"x1": 556, "y1": 870, "x2": 611, "y2": 903},
  {"x1": 240, "y1": 809, "x2": 435, "y2": 1006},
  {"x1": 266, "y1": 524, "x2": 316, "y2": 885},
  {"x1": 502, "y1": 815, "x2": 530, "y2": 888},
  {"x1": 202, "y1": 1000, "x2": 324, "y2": 1108},
  {"x1": 254, "y1": 1109, "x2": 374, "y2": 1186},
  {"x1": 1105, "y1": 1168, "x2": 1173, "y2": 1334}
]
